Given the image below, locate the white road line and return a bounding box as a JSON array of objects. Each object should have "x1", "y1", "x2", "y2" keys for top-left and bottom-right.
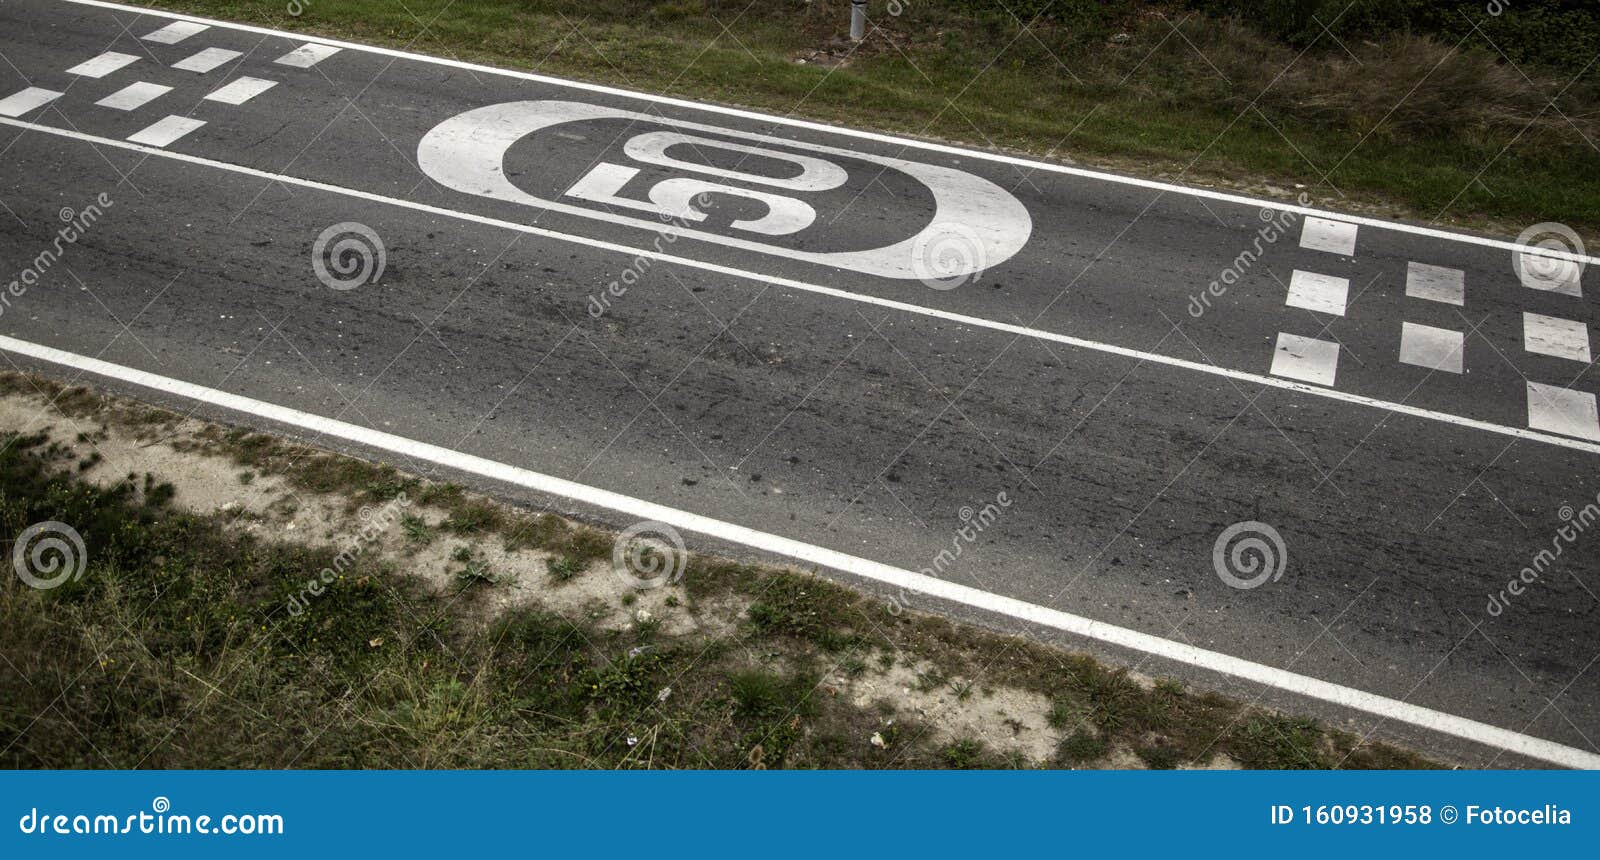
[
  {"x1": 64, "y1": 50, "x2": 138, "y2": 78},
  {"x1": 125, "y1": 114, "x2": 204, "y2": 147},
  {"x1": 140, "y1": 20, "x2": 207, "y2": 44},
  {"x1": 1399, "y1": 323, "x2": 1464, "y2": 375},
  {"x1": 1523, "y1": 313, "x2": 1592, "y2": 364},
  {"x1": 173, "y1": 46, "x2": 241, "y2": 73},
  {"x1": 50, "y1": 0, "x2": 1600, "y2": 267},
  {"x1": 1406, "y1": 262, "x2": 1465, "y2": 306},
  {"x1": 1270, "y1": 333, "x2": 1340, "y2": 387},
  {"x1": 0, "y1": 86, "x2": 62, "y2": 117},
  {"x1": 1285, "y1": 270, "x2": 1350, "y2": 317},
  {"x1": 95, "y1": 80, "x2": 171, "y2": 111},
  {"x1": 5, "y1": 112, "x2": 1600, "y2": 456},
  {"x1": 1299, "y1": 216, "x2": 1358, "y2": 257},
  {"x1": 0, "y1": 330, "x2": 1594, "y2": 769},
  {"x1": 274, "y1": 43, "x2": 341, "y2": 68},
  {"x1": 203, "y1": 76, "x2": 277, "y2": 105}
]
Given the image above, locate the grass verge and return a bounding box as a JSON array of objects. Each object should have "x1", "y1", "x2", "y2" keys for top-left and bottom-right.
[
  {"x1": 118, "y1": 0, "x2": 1600, "y2": 233},
  {"x1": 0, "y1": 371, "x2": 1439, "y2": 769}
]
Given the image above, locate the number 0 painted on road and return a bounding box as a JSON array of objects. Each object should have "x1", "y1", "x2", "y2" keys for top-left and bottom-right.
[{"x1": 417, "y1": 100, "x2": 1032, "y2": 280}]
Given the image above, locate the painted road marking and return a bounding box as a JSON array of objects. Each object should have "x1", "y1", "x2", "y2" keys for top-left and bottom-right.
[
  {"x1": 1527, "y1": 382, "x2": 1600, "y2": 443},
  {"x1": 1406, "y1": 262, "x2": 1466, "y2": 306},
  {"x1": 418, "y1": 100, "x2": 1033, "y2": 279},
  {"x1": 1399, "y1": 322, "x2": 1464, "y2": 374},
  {"x1": 173, "y1": 46, "x2": 241, "y2": 73},
  {"x1": 1521, "y1": 257, "x2": 1585, "y2": 298},
  {"x1": 126, "y1": 114, "x2": 205, "y2": 147},
  {"x1": 95, "y1": 80, "x2": 171, "y2": 111},
  {"x1": 203, "y1": 76, "x2": 277, "y2": 105},
  {"x1": 0, "y1": 86, "x2": 61, "y2": 117},
  {"x1": 1285, "y1": 270, "x2": 1350, "y2": 316},
  {"x1": 1523, "y1": 313, "x2": 1592, "y2": 364},
  {"x1": 0, "y1": 333, "x2": 1594, "y2": 768},
  {"x1": 1270, "y1": 333, "x2": 1340, "y2": 386},
  {"x1": 141, "y1": 20, "x2": 207, "y2": 44},
  {"x1": 65, "y1": 50, "x2": 138, "y2": 78},
  {"x1": 49, "y1": 0, "x2": 1600, "y2": 268},
  {"x1": 1299, "y1": 216, "x2": 1358, "y2": 256},
  {"x1": 274, "y1": 43, "x2": 341, "y2": 68},
  {"x1": 7, "y1": 112, "x2": 1599, "y2": 454}
]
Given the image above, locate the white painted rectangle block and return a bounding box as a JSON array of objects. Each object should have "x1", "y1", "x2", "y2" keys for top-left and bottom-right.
[
  {"x1": 1270, "y1": 332, "x2": 1340, "y2": 386},
  {"x1": 203, "y1": 76, "x2": 277, "y2": 105},
  {"x1": 0, "y1": 87, "x2": 63, "y2": 117},
  {"x1": 1398, "y1": 322, "x2": 1463, "y2": 374},
  {"x1": 1405, "y1": 262, "x2": 1464, "y2": 306},
  {"x1": 1286, "y1": 270, "x2": 1350, "y2": 316},
  {"x1": 1518, "y1": 252, "x2": 1583, "y2": 298},
  {"x1": 275, "y1": 43, "x2": 341, "y2": 68},
  {"x1": 66, "y1": 51, "x2": 140, "y2": 78},
  {"x1": 173, "y1": 47, "x2": 242, "y2": 73},
  {"x1": 1527, "y1": 382, "x2": 1600, "y2": 442},
  {"x1": 1300, "y1": 216, "x2": 1358, "y2": 256},
  {"x1": 95, "y1": 81, "x2": 172, "y2": 111},
  {"x1": 127, "y1": 114, "x2": 206, "y2": 147},
  {"x1": 1523, "y1": 312, "x2": 1591, "y2": 363},
  {"x1": 142, "y1": 21, "x2": 209, "y2": 44}
]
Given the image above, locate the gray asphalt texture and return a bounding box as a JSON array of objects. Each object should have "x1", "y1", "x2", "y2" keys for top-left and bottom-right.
[{"x1": 2, "y1": 0, "x2": 1597, "y2": 767}]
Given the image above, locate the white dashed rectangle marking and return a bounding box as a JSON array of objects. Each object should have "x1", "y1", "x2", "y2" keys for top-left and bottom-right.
[
  {"x1": 0, "y1": 87, "x2": 63, "y2": 117},
  {"x1": 142, "y1": 21, "x2": 209, "y2": 44},
  {"x1": 1270, "y1": 333, "x2": 1340, "y2": 386},
  {"x1": 1286, "y1": 270, "x2": 1350, "y2": 316},
  {"x1": 95, "y1": 81, "x2": 173, "y2": 111},
  {"x1": 1405, "y1": 262, "x2": 1465, "y2": 306},
  {"x1": 1523, "y1": 313, "x2": 1592, "y2": 363},
  {"x1": 275, "y1": 43, "x2": 341, "y2": 68},
  {"x1": 66, "y1": 51, "x2": 140, "y2": 78},
  {"x1": 203, "y1": 76, "x2": 277, "y2": 105},
  {"x1": 173, "y1": 47, "x2": 242, "y2": 73},
  {"x1": 126, "y1": 114, "x2": 206, "y2": 147},
  {"x1": 1300, "y1": 216, "x2": 1358, "y2": 256},
  {"x1": 1527, "y1": 382, "x2": 1600, "y2": 442},
  {"x1": 1399, "y1": 322, "x2": 1464, "y2": 374},
  {"x1": 1520, "y1": 257, "x2": 1584, "y2": 297}
]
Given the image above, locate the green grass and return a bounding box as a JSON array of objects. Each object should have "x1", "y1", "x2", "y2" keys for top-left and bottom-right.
[
  {"x1": 129, "y1": 0, "x2": 1600, "y2": 232},
  {"x1": 0, "y1": 372, "x2": 1444, "y2": 769}
]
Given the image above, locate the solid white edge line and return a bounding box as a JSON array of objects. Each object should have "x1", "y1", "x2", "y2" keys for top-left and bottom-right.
[
  {"x1": 5, "y1": 112, "x2": 1600, "y2": 459},
  {"x1": 45, "y1": 0, "x2": 1599, "y2": 266},
  {"x1": 0, "y1": 330, "x2": 1595, "y2": 769}
]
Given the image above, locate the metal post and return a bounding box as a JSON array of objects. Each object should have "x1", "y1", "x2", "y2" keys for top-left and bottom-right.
[{"x1": 850, "y1": 0, "x2": 866, "y2": 42}]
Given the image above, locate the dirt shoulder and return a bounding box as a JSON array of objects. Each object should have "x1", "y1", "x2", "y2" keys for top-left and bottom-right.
[{"x1": 0, "y1": 372, "x2": 1436, "y2": 769}]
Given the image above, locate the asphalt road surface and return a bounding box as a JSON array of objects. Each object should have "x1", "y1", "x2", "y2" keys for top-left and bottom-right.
[{"x1": 2, "y1": 0, "x2": 1598, "y2": 767}]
